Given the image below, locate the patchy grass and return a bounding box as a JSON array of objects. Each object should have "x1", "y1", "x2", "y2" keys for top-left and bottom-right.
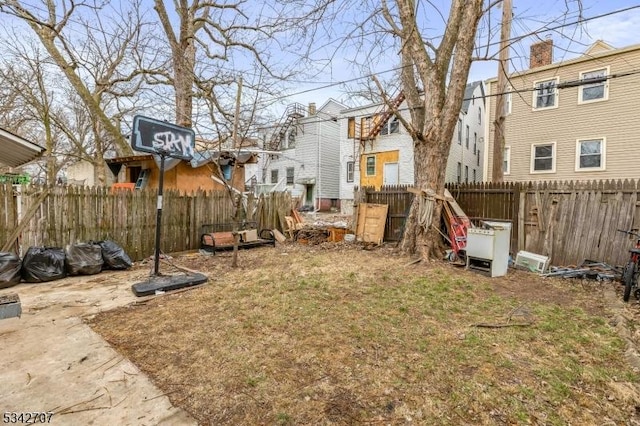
[{"x1": 88, "y1": 245, "x2": 639, "y2": 425}]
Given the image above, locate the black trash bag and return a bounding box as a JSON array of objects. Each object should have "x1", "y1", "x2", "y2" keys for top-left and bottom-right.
[
  {"x1": 96, "y1": 240, "x2": 132, "y2": 270},
  {"x1": 65, "y1": 243, "x2": 103, "y2": 276},
  {"x1": 0, "y1": 252, "x2": 22, "y2": 289},
  {"x1": 22, "y1": 247, "x2": 66, "y2": 283}
]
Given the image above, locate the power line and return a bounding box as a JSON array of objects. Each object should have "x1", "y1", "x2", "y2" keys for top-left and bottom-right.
[
  {"x1": 190, "y1": 69, "x2": 640, "y2": 136},
  {"x1": 4, "y1": 1, "x2": 640, "y2": 103}
]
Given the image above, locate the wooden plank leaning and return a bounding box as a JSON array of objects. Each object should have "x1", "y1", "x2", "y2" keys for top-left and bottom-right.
[{"x1": 1, "y1": 187, "x2": 50, "y2": 253}]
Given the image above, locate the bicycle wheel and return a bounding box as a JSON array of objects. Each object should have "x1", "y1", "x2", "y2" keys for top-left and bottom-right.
[{"x1": 623, "y1": 261, "x2": 635, "y2": 302}]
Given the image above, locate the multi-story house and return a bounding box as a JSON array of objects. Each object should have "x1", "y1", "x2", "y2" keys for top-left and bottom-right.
[
  {"x1": 484, "y1": 40, "x2": 640, "y2": 182},
  {"x1": 257, "y1": 99, "x2": 345, "y2": 211},
  {"x1": 339, "y1": 82, "x2": 486, "y2": 214}
]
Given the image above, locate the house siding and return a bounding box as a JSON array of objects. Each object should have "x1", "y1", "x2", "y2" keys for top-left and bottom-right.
[
  {"x1": 257, "y1": 99, "x2": 343, "y2": 208},
  {"x1": 447, "y1": 84, "x2": 485, "y2": 183},
  {"x1": 338, "y1": 82, "x2": 486, "y2": 213},
  {"x1": 486, "y1": 44, "x2": 640, "y2": 182}
]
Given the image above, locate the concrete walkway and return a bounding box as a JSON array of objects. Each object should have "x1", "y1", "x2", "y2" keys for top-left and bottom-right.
[{"x1": 0, "y1": 269, "x2": 195, "y2": 425}]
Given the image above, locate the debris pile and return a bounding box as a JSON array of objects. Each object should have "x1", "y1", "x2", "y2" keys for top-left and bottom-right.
[
  {"x1": 542, "y1": 260, "x2": 621, "y2": 281},
  {"x1": 296, "y1": 227, "x2": 330, "y2": 245}
]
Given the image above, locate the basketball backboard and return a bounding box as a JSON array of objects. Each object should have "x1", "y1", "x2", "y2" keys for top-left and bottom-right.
[{"x1": 131, "y1": 115, "x2": 195, "y2": 160}]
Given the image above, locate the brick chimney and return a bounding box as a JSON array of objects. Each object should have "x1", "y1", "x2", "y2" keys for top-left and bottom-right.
[
  {"x1": 530, "y1": 39, "x2": 553, "y2": 68},
  {"x1": 308, "y1": 102, "x2": 317, "y2": 116}
]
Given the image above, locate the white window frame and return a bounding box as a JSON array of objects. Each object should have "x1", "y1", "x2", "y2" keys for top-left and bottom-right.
[
  {"x1": 380, "y1": 116, "x2": 400, "y2": 136},
  {"x1": 365, "y1": 155, "x2": 376, "y2": 176},
  {"x1": 286, "y1": 167, "x2": 294, "y2": 185},
  {"x1": 505, "y1": 87, "x2": 512, "y2": 115},
  {"x1": 530, "y1": 142, "x2": 556, "y2": 174},
  {"x1": 346, "y1": 161, "x2": 354, "y2": 182},
  {"x1": 503, "y1": 146, "x2": 511, "y2": 175},
  {"x1": 532, "y1": 77, "x2": 559, "y2": 111},
  {"x1": 575, "y1": 138, "x2": 606, "y2": 172},
  {"x1": 578, "y1": 66, "x2": 609, "y2": 104}
]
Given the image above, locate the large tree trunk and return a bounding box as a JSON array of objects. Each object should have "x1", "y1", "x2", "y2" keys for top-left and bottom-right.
[
  {"x1": 401, "y1": 132, "x2": 449, "y2": 259},
  {"x1": 173, "y1": 45, "x2": 196, "y2": 128}
]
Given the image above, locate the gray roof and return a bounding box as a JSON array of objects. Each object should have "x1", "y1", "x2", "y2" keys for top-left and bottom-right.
[
  {"x1": 0, "y1": 127, "x2": 45, "y2": 167},
  {"x1": 461, "y1": 81, "x2": 484, "y2": 114}
]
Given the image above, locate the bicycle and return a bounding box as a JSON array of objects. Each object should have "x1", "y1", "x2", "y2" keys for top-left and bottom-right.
[{"x1": 618, "y1": 229, "x2": 640, "y2": 302}]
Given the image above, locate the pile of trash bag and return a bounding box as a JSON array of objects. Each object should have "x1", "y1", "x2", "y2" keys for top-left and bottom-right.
[
  {"x1": 0, "y1": 252, "x2": 22, "y2": 289},
  {"x1": 0, "y1": 240, "x2": 133, "y2": 286},
  {"x1": 94, "y1": 240, "x2": 133, "y2": 270},
  {"x1": 22, "y1": 247, "x2": 66, "y2": 283},
  {"x1": 65, "y1": 243, "x2": 104, "y2": 276}
]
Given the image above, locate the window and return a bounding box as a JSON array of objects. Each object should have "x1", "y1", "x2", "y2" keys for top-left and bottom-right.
[
  {"x1": 533, "y1": 78, "x2": 559, "y2": 109},
  {"x1": 464, "y1": 166, "x2": 469, "y2": 183},
  {"x1": 531, "y1": 143, "x2": 555, "y2": 173},
  {"x1": 579, "y1": 68, "x2": 608, "y2": 103},
  {"x1": 465, "y1": 125, "x2": 469, "y2": 149},
  {"x1": 456, "y1": 162, "x2": 461, "y2": 183},
  {"x1": 457, "y1": 119, "x2": 462, "y2": 144},
  {"x1": 503, "y1": 146, "x2": 511, "y2": 175},
  {"x1": 505, "y1": 87, "x2": 512, "y2": 115},
  {"x1": 576, "y1": 138, "x2": 605, "y2": 171},
  {"x1": 473, "y1": 132, "x2": 477, "y2": 154},
  {"x1": 473, "y1": 169, "x2": 477, "y2": 182},
  {"x1": 271, "y1": 169, "x2": 279, "y2": 183},
  {"x1": 478, "y1": 107, "x2": 482, "y2": 124},
  {"x1": 288, "y1": 129, "x2": 296, "y2": 149},
  {"x1": 346, "y1": 161, "x2": 354, "y2": 182},
  {"x1": 366, "y1": 156, "x2": 376, "y2": 176},
  {"x1": 286, "y1": 167, "x2": 294, "y2": 184},
  {"x1": 477, "y1": 150, "x2": 481, "y2": 167},
  {"x1": 380, "y1": 116, "x2": 400, "y2": 135},
  {"x1": 347, "y1": 117, "x2": 355, "y2": 138}
]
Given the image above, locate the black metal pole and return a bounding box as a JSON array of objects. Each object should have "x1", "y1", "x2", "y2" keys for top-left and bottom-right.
[{"x1": 153, "y1": 153, "x2": 165, "y2": 276}]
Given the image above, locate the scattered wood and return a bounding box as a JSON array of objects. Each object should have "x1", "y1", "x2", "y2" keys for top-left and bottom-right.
[
  {"x1": 471, "y1": 322, "x2": 532, "y2": 328},
  {"x1": 272, "y1": 229, "x2": 287, "y2": 243},
  {"x1": 404, "y1": 258, "x2": 422, "y2": 267},
  {"x1": 144, "y1": 390, "x2": 179, "y2": 402},
  {"x1": 55, "y1": 393, "x2": 105, "y2": 415}
]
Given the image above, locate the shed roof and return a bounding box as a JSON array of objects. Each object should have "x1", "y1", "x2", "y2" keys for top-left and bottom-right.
[{"x1": 0, "y1": 127, "x2": 45, "y2": 167}]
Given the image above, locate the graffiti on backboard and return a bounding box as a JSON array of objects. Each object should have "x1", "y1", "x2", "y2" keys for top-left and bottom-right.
[{"x1": 131, "y1": 115, "x2": 196, "y2": 160}]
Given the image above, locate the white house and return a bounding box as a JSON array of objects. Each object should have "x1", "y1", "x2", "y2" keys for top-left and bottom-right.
[
  {"x1": 338, "y1": 81, "x2": 486, "y2": 214},
  {"x1": 257, "y1": 99, "x2": 345, "y2": 211}
]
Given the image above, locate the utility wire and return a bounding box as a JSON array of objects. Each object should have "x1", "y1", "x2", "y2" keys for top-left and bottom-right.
[
  {"x1": 192, "y1": 68, "x2": 640, "y2": 133},
  {"x1": 4, "y1": 1, "x2": 640, "y2": 101}
]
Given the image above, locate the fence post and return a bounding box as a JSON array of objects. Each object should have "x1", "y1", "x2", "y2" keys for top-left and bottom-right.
[{"x1": 517, "y1": 182, "x2": 525, "y2": 252}]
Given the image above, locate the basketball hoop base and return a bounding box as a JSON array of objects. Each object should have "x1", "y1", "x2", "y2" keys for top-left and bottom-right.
[{"x1": 131, "y1": 273, "x2": 208, "y2": 297}]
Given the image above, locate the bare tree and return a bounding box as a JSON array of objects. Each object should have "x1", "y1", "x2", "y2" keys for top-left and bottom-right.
[
  {"x1": 152, "y1": 0, "x2": 290, "y2": 129},
  {"x1": 0, "y1": 0, "x2": 149, "y2": 157}
]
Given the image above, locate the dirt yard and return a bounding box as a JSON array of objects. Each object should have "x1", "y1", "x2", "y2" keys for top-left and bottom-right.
[{"x1": 83, "y1": 243, "x2": 640, "y2": 425}]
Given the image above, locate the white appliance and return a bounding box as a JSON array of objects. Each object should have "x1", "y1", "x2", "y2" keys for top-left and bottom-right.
[
  {"x1": 465, "y1": 221, "x2": 512, "y2": 277},
  {"x1": 515, "y1": 251, "x2": 550, "y2": 273}
]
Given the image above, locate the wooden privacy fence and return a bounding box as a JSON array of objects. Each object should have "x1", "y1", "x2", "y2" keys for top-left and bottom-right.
[
  {"x1": 447, "y1": 180, "x2": 640, "y2": 266},
  {"x1": 358, "y1": 180, "x2": 640, "y2": 267},
  {"x1": 0, "y1": 185, "x2": 291, "y2": 261}
]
